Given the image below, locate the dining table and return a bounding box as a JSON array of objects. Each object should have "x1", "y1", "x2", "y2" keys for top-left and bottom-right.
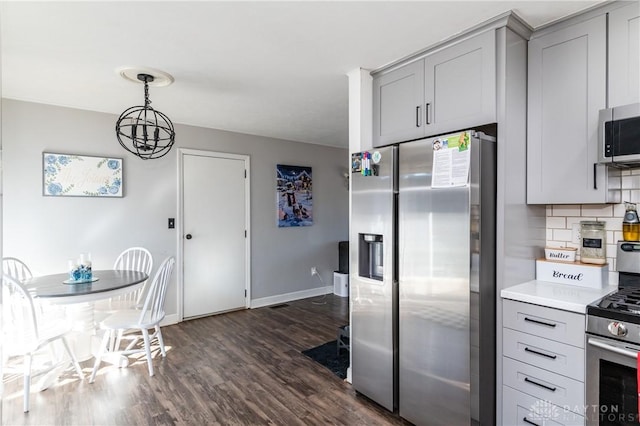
[
  {"x1": 23, "y1": 269, "x2": 149, "y2": 304},
  {"x1": 21, "y1": 269, "x2": 149, "y2": 365}
]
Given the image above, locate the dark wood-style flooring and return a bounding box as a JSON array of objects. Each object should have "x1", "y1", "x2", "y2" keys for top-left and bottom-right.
[{"x1": 3, "y1": 295, "x2": 408, "y2": 425}]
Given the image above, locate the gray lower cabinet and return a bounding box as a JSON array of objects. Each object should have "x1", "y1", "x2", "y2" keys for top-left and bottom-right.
[
  {"x1": 502, "y1": 300, "x2": 586, "y2": 425},
  {"x1": 609, "y1": 1, "x2": 640, "y2": 107},
  {"x1": 372, "y1": 30, "x2": 496, "y2": 147},
  {"x1": 527, "y1": 14, "x2": 610, "y2": 204}
]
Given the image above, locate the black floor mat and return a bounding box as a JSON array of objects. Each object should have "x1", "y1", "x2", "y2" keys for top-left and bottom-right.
[{"x1": 302, "y1": 340, "x2": 350, "y2": 379}]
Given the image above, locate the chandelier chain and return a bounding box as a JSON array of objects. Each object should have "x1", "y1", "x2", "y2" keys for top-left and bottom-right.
[{"x1": 144, "y1": 80, "x2": 152, "y2": 108}]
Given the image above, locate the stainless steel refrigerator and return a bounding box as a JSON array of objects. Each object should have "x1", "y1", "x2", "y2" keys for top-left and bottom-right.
[{"x1": 350, "y1": 131, "x2": 496, "y2": 425}]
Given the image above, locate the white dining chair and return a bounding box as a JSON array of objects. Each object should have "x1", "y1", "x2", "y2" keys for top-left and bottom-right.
[
  {"x1": 94, "y1": 247, "x2": 153, "y2": 315},
  {"x1": 3, "y1": 257, "x2": 33, "y2": 281},
  {"x1": 89, "y1": 256, "x2": 175, "y2": 382},
  {"x1": 2, "y1": 274, "x2": 84, "y2": 412},
  {"x1": 112, "y1": 247, "x2": 153, "y2": 306}
]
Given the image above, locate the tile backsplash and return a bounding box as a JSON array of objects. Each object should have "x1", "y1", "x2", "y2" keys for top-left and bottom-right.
[{"x1": 545, "y1": 169, "x2": 640, "y2": 279}]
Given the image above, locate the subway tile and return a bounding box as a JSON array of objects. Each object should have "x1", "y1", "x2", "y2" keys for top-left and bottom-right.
[
  {"x1": 632, "y1": 169, "x2": 640, "y2": 176},
  {"x1": 546, "y1": 229, "x2": 553, "y2": 242},
  {"x1": 582, "y1": 205, "x2": 614, "y2": 217},
  {"x1": 613, "y1": 203, "x2": 626, "y2": 217},
  {"x1": 567, "y1": 216, "x2": 596, "y2": 227},
  {"x1": 606, "y1": 231, "x2": 614, "y2": 244},
  {"x1": 622, "y1": 169, "x2": 633, "y2": 176},
  {"x1": 630, "y1": 190, "x2": 640, "y2": 203},
  {"x1": 546, "y1": 217, "x2": 566, "y2": 229},
  {"x1": 614, "y1": 231, "x2": 624, "y2": 242},
  {"x1": 576, "y1": 216, "x2": 598, "y2": 223},
  {"x1": 606, "y1": 244, "x2": 618, "y2": 258},
  {"x1": 599, "y1": 217, "x2": 623, "y2": 231},
  {"x1": 546, "y1": 205, "x2": 552, "y2": 217},
  {"x1": 553, "y1": 229, "x2": 572, "y2": 241},
  {"x1": 566, "y1": 242, "x2": 580, "y2": 250},
  {"x1": 622, "y1": 175, "x2": 640, "y2": 190},
  {"x1": 552, "y1": 205, "x2": 581, "y2": 217}
]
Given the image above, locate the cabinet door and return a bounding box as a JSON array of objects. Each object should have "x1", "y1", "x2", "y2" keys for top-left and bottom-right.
[
  {"x1": 609, "y1": 2, "x2": 640, "y2": 107},
  {"x1": 372, "y1": 60, "x2": 425, "y2": 147},
  {"x1": 527, "y1": 15, "x2": 607, "y2": 204},
  {"x1": 424, "y1": 30, "x2": 496, "y2": 136}
]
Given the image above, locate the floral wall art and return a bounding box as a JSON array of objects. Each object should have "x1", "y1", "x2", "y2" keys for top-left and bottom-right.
[
  {"x1": 277, "y1": 164, "x2": 312, "y2": 227},
  {"x1": 43, "y1": 153, "x2": 123, "y2": 197}
]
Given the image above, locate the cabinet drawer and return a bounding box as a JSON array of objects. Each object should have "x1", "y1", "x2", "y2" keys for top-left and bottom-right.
[
  {"x1": 504, "y1": 300, "x2": 585, "y2": 348},
  {"x1": 503, "y1": 385, "x2": 585, "y2": 426},
  {"x1": 503, "y1": 328, "x2": 584, "y2": 380},
  {"x1": 503, "y1": 357, "x2": 585, "y2": 415}
]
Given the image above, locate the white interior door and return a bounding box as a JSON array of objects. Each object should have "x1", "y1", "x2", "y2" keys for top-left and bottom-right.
[{"x1": 182, "y1": 152, "x2": 248, "y2": 318}]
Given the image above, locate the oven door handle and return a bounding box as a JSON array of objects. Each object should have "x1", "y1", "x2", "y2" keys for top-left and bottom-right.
[{"x1": 588, "y1": 337, "x2": 639, "y2": 359}]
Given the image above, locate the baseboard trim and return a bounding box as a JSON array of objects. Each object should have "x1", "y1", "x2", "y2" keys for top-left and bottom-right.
[
  {"x1": 250, "y1": 286, "x2": 333, "y2": 309},
  {"x1": 161, "y1": 313, "x2": 179, "y2": 327},
  {"x1": 161, "y1": 287, "x2": 332, "y2": 324}
]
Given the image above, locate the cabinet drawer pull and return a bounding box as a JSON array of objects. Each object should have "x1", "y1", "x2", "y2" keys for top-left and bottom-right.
[
  {"x1": 425, "y1": 103, "x2": 431, "y2": 125},
  {"x1": 524, "y1": 347, "x2": 557, "y2": 359},
  {"x1": 524, "y1": 317, "x2": 557, "y2": 328},
  {"x1": 524, "y1": 377, "x2": 557, "y2": 392},
  {"x1": 523, "y1": 417, "x2": 540, "y2": 426},
  {"x1": 416, "y1": 106, "x2": 422, "y2": 127}
]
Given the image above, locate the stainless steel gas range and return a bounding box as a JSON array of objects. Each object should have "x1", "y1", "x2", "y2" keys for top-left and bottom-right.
[{"x1": 586, "y1": 242, "x2": 640, "y2": 426}]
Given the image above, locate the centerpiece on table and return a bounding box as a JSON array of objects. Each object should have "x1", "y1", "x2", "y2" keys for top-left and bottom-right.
[{"x1": 65, "y1": 253, "x2": 97, "y2": 284}]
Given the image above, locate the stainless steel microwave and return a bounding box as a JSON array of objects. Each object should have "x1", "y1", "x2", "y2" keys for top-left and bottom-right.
[{"x1": 598, "y1": 102, "x2": 640, "y2": 166}]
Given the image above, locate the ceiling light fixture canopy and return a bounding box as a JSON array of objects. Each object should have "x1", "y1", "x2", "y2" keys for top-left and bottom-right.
[{"x1": 115, "y1": 72, "x2": 175, "y2": 160}]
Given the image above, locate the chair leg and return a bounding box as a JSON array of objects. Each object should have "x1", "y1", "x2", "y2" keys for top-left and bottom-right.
[
  {"x1": 89, "y1": 331, "x2": 110, "y2": 383},
  {"x1": 114, "y1": 329, "x2": 124, "y2": 352},
  {"x1": 141, "y1": 328, "x2": 154, "y2": 377},
  {"x1": 23, "y1": 353, "x2": 32, "y2": 412},
  {"x1": 61, "y1": 336, "x2": 84, "y2": 379},
  {"x1": 155, "y1": 325, "x2": 166, "y2": 357}
]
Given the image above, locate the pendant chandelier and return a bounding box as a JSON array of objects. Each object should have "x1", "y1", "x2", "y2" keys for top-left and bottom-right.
[{"x1": 115, "y1": 72, "x2": 175, "y2": 160}]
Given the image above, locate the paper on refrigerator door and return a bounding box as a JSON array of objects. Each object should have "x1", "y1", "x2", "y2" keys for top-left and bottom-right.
[{"x1": 431, "y1": 131, "x2": 471, "y2": 188}]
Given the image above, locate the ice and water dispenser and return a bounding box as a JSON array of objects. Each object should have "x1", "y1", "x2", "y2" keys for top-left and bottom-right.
[{"x1": 359, "y1": 233, "x2": 384, "y2": 281}]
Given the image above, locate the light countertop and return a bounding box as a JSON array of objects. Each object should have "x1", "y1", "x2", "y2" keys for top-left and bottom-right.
[{"x1": 500, "y1": 280, "x2": 618, "y2": 314}]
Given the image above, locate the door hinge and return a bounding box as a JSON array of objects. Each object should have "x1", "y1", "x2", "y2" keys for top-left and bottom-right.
[{"x1": 244, "y1": 169, "x2": 247, "y2": 178}]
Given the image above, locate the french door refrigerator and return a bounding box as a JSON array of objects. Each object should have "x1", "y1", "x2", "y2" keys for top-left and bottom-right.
[{"x1": 351, "y1": 131, "x2": 496, "y2": 426}]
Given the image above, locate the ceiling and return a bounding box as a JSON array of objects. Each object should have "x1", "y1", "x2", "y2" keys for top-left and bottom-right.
[{"x1": 1, "y1": 1, "x2": 604, "y2": 148}]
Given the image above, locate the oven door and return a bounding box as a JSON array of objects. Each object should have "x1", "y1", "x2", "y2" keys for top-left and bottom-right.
[{"x1": 586, "y1": 336, "x2": 640, "y2": 425}]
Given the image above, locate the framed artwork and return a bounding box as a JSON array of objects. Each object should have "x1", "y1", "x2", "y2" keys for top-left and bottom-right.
[
  {"x1": 277, "y1": 164, "x2": 312, "y2": 227},
  {"x1": 43, "y1": 152, "x2": 123, "y2": 197}
]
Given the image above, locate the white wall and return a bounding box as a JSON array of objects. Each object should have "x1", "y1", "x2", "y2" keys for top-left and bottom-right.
[{"x1": 2, "y1": 99, "x2": 349, "y2": 316}]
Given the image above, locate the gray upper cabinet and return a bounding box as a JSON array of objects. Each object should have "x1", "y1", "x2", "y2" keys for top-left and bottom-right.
[
  {"x1": 372, "y1": 30, "x2": 496, "y2": 147},
  {"x1": 609, "y1": 2, "x2": 640, "y2": 107},
  {"x1": 424, "y1": 30, "x2": 496, "y2": 136},
  {"x1": 372, "y1": 60, "x2": 425, "y2": 146},
  {"x1": 527, "y1": 14, "x2": 609, "y2": 204}
]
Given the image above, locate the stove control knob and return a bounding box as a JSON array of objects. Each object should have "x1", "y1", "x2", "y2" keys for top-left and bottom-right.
[{"x1": 608, "y1": 322, "x2": 628, "y2": 337}]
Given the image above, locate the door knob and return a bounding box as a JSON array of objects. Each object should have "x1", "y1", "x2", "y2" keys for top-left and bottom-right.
[{"x1": 185, "y1": 234, "x2": 192, "y2": 240}]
